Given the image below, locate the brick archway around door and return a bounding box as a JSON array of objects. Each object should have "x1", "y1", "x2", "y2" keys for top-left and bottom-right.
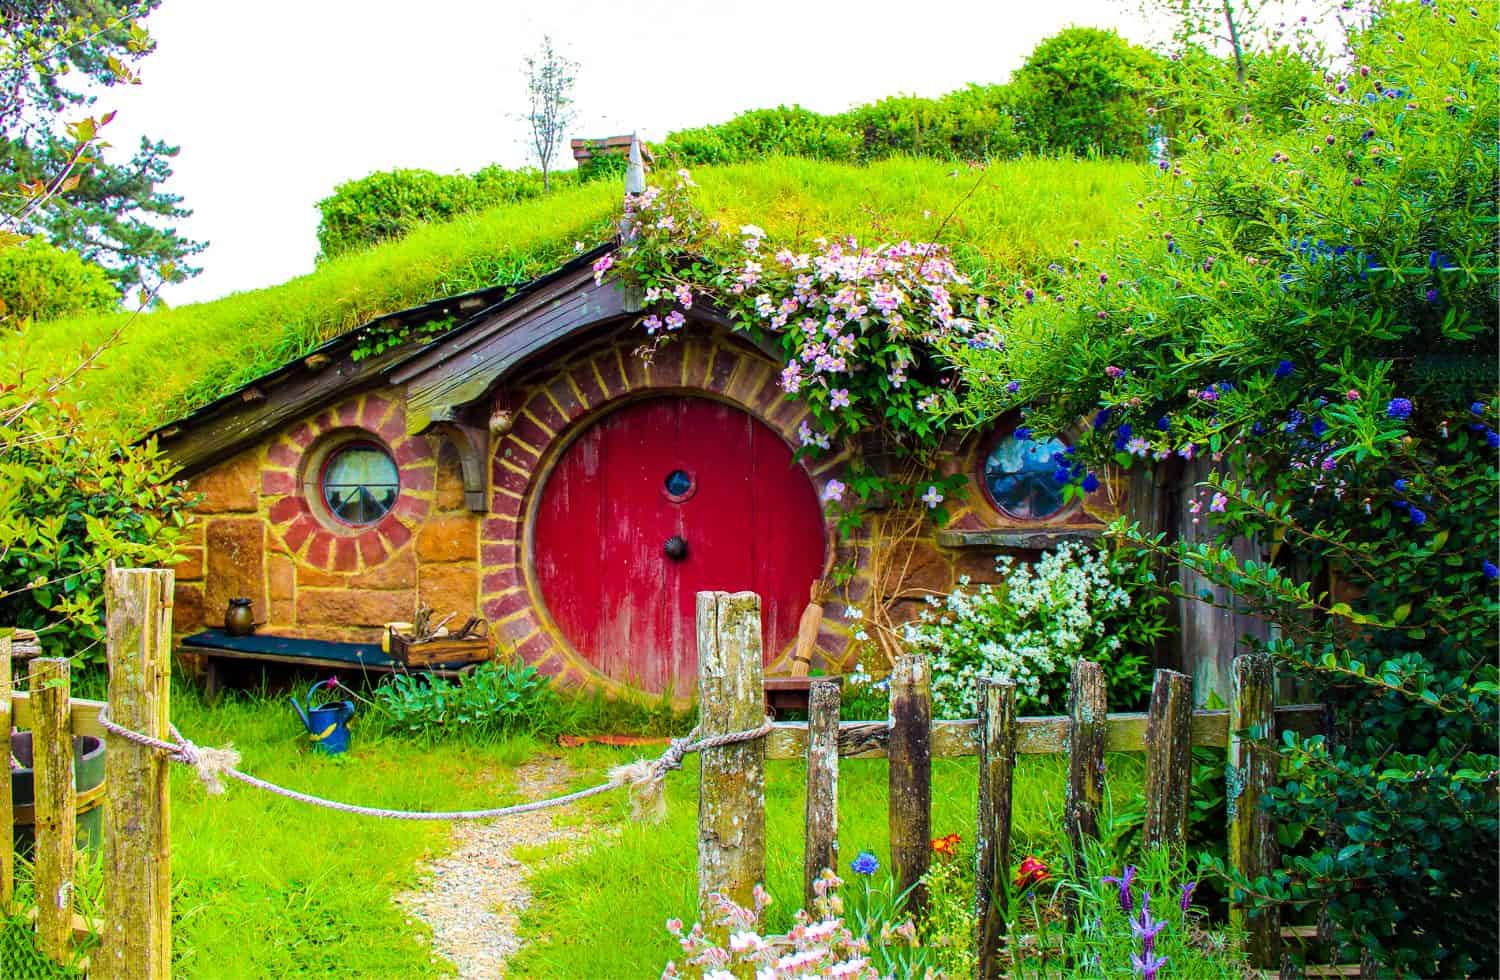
[{"x1": 478, "y1": 324, "x2": 869, "y2": 692}]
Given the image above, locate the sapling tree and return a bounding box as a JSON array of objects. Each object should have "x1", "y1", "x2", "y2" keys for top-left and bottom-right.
[{"x1": 522, "y1": 35, "x2": 577, "y2": 193}]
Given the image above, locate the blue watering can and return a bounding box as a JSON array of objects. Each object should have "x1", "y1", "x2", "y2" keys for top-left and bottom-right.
[{"x1": 290, "y1": 681, "x2": 356, "y2": 755}]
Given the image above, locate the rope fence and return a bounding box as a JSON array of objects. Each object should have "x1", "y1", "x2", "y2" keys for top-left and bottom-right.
[{"x1": 96, "y1": 706, "x2": 774, "y2": 823}]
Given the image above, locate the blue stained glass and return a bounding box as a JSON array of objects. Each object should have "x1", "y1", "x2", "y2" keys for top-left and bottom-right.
[
  {"x1": 664, "y1": 469, "x2": 693, "y2": 497},
  {"x1": 984, "y1": 432, "x2": 1070, "y2": 519}
]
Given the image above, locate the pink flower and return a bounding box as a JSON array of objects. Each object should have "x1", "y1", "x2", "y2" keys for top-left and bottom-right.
[
  {"x1": 1105, "y1": 365, "x2": 1125, "y2": 379},
  {"x1": 674, "y1": 284, "x2": 693, "y2": 309},
  {"x1": 1346, "y1": 389, "x2": 1360, "y2": 401},
  {"x1": 591, "y1": 253, "x2": 614, "y2": 285},
  {"x1": 823, "y1": 480, "x2": 846, "y2": 503},
  {"x1": 664, "y1": 310, "x2": 686, "y2": 331},
  {"x1": 1209, "y1": 492, "x2": 1228, "y2": 512},
  {"x1": 829, "y1": 388, "x2": 851, "y2": 410}
]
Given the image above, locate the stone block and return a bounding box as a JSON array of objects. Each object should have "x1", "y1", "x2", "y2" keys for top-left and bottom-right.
[
  {"x1": 267, "y1": 495, "x2": 307, "y2": 525},
  {"x1": 298, "y1": 564, "x2": 345, "y2": 589},
  {"x1": 526, "y1": 394, "x2": 566, "y2": 435},
  {"x1": 416, "y1": 514, "x2": 476, "y2": 563},
  {"x1": 357, "y1": 532, "x2": 388, "y2": 568},
  {"x1": 569, "y1": 362, "x2": 606, "y2": 408},
  {"x1": 481, "y1": 566, "x2": 521, "y2": 595},
  {"x1": 401, "y1": 463, "x2": 435, "y2": 492},
  {"x1": 261, "y1": 470, "x2": 297, "y2": 496},
  {"x1": 419, "y1": 562, "x2": 479, "y2": 619},
  {"x1": 270, "y1": 597, "x2": 296, "y2": 626},
  {"x1": 173, "y1": 546, "x2": 203, "y2": 583},
  {"x1": 333, "y1": 537, "x2": 358, "y2": 572},
  {"x1": 879, "y1": 540, "x2": 952, "y2": 598},
  {"x1": 546, "y1": 375, "x2": 585, "y2": 422},
  {"x1": 594, "y1": 352, "x2": 627, "y2": 400},
  {"x1": 192, "y1": 451, "x2": 259, "y2": 513},
  {"x1": 268, "y1": 554, "x2": 295, "y2": 601},
  {"x1": 393, "y1": 495, "x2": 430, "y2": 523},
  {"x1": 705, "y1": 345, "x2": 736, "y2": 393},
  {"x1": 351, "y1": 549, "x2": 416, "y2": 590},
  {"x1": 266, "y1": 439, "x2": 300, "y2": 469},
  {"x1": 493, "y1": 464, "x2": 529, "y2": 496},
  {"x1": 378, "y1": 516, "x2": 413, "y2": 550},
  {"x1": 509, "y1": 413, "x2": 550, "y2": 453},
  {"x1": 481, "y1": 516, "x2": 518, "y2": 543},
  {"x1": 482, "y1": 590, "x2": 530, "y2": 622},
  {"x1": 297, "y1": 588, "x2": 416, "y2": 629},
  {"x1": 173, "y1": 582, "x2": 205, "y2": 631},
  {"x1": 204, "y1": 518, "x2": 266, "y2": 625}
]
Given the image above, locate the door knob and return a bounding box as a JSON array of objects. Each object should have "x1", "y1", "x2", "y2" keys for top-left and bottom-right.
[{"x1": 663, "y1": 535, "x2": 688, "y2": 561}]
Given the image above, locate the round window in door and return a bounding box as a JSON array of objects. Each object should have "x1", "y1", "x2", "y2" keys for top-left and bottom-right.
[{"x1": 531, "y1": 397, "x2": 827, "y2": 696}]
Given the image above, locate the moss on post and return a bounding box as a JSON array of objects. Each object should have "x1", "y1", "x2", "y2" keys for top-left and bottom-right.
[
  {"x1": 889, "y1": 653, "x2": 932, "y2": 918},
  {"x1": 974, "y1": 678, "x2": 1017, "y2": 979},
  {"x1": 1228, "y1": 653, "x2": 1278, "y2": 969},
  {"x1": 696, "y1": 590, "x2": 766, "y2": 920},
  {"x1": 99, "y1": 567, "x2": 174, "y2": 980},
  {"x1": 31, "y1": 656, "x2": 76, "y2": 964},
  {"x1": 803, "y1": 678, "x2": 840, "y2": 907},
  {"x1": 1143, "y1": 668, "x2": 1193, "y2": 850},
  {"x1": 1065, "y1": 659, "x2": 1106, "y2": 882}
]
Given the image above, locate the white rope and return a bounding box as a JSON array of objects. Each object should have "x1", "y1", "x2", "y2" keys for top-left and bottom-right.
[{"x1": 95, "y1": 707, "x2": 773, "y2": 823}]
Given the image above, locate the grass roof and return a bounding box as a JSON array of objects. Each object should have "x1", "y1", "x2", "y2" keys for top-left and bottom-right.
[{"x1": 7, "y1": 156, "x2": 1146, "y2": 436}]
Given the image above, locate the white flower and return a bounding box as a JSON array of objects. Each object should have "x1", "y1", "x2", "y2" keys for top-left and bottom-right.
[
  {"x1": 843, "y1": 606, "x2": 863, "y2": 620},
  {"x1": 739, "y1": 224, "x2": 766, "y2": 239},
  {"x1": 921, "y1": 485, "x2": 944, "y2": 509}
]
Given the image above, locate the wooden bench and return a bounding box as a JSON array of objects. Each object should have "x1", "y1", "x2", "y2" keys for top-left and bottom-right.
[{"x1": 180, "y1": 629, "x2": 479, "y2": 699}]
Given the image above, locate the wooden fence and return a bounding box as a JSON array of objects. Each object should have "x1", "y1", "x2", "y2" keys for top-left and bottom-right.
[
  {"x1": 3, "y1": 567, "x2": 173, "y2": 979},
  {"x1": 693, "y1": 591, "x2": 1316, "y2": 975}
]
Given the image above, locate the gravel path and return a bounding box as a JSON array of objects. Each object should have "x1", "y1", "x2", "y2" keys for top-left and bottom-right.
[{"x1": 396, "y1": 753, "x2": 595, "y2": 978}]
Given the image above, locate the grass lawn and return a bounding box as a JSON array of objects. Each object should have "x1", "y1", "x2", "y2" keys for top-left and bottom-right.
[{"x1": 6, "y1": 682, "x2": 1146, "y2": 977}]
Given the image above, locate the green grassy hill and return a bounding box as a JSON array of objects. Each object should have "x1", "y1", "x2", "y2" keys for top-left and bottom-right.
[{"x1": 7, "y1": 156, "x2": 1146, "y2": 436}]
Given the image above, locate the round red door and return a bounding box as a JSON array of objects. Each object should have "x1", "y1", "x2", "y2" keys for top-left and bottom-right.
[{"x1": 532, "y1": 396, "x2": 827, "y2": 695}]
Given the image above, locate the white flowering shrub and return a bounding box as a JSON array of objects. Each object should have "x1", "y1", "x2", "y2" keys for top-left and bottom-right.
[{"x1": 904, "y1": 541, "x2": 1167, "y2": 717}]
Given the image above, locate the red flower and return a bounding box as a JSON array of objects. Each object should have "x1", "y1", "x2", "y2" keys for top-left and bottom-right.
[
  {"x1": 1014, "y1": 856, "x2": 1051, "y2": 889},
  {"x1": 930, "y1": 833, "x2": 961, "y2": 858}
]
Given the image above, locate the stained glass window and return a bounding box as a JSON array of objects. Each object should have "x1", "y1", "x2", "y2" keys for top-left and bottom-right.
[
  {"x1": 664, "y1": 469, "x2": 693, "y2": 498},
  {"x1": 983, "y1": 431, "x2": 1070, "y2": 520},
  {"x1": 321, "y1": 443, "x2": 399, "y2": 526}
]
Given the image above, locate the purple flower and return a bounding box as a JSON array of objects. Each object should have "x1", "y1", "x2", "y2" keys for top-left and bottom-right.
[
  {"x1": 851, "y1": 852, "x2": 879, "y2": 876},
  {"x1": 1180, "y1": 880, "x2": 1198, "y2": 911},
  {"x1": 1005, "y1": 380, "x2": 1021, "y2": 393},
  {"x1": 1132, "y1": 950, "x2": 1168, "y2": 979},
  {"x1": 1102, "y1": 866, "x2": 1137, "y2": 913},
  {"x1": 1131, "y1": 906, "x2": 1165, "y2": 945},
  {"x1": 1209, "y1": 492, "x2": 1228, "y2": 512},
  {"x1": 823, "y1": 480, "x2": 846, "y2": 503},
  {"x1": 1023, "y1": 288, "x2": 1035, "y2": 303},
  {"x1": 1082, "y1": 472, "x2": 1101, "y2": 494},
  {"x1": 829, "y1": 388, "x2": 851, "y2": 410},
  {"x1": 1274, "y1": 359, "x2": 1295, "y2": 379},
  {"x1": 1424, "y1": 287, "x2": 1440, "y2": 304},
  {"x1": 1386, "y1": 397, "x2": 1413, "y2": 420}
]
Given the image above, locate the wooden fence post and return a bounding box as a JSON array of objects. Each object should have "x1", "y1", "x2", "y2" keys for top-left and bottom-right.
[
  {"x1": 0, "y1": 629, "x2": 12, "y2": 915},
  {"x1": 803, "y1": 678, "x2": 840, "y2": 907},
  {"x1": 889, "y1": 652, "x2": 932, "y2": 918},
  {"x1": 1228, "y1": 653, "x2": 1279, "y2": 969},
  {"x1": 1143, "y1": 669, "x2": 1193, "y2": 850},
  {"x1": 31, "y1": 656, "x2": 76, "y2": 964},
  {"x1": 974, "y1": 678, "x2": 1017, "y2": 979},
  {"x1": 1065, "y1": 659, "x2": 1106, "y2": 881},
  {"x1": 696, "y1": 590, "x2": 766, "y2": 918},
  {"x1": 99, "y1": 567, "x2": 174, "y2": 980}
]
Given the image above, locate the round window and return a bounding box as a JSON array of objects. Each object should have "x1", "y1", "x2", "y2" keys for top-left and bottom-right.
[
  {"x1": 320, "y1": 442, "x2": 399, "y2": 526},
  {"x1": 982, "y1": 430, "x2": 1072, "y2": 520}
]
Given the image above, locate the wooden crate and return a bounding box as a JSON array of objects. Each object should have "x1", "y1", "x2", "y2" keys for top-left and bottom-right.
[{"x1": 387, "y1": 631, "x2": 491, "y2": 667}]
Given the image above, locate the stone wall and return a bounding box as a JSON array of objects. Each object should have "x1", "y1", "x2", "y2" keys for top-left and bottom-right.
[
  {"x1": 178, "y1": 390, "x2": 481, "y2": 645},
  {"x1": 177, "y1": 320, "x2": 1120, "y2": 691}
]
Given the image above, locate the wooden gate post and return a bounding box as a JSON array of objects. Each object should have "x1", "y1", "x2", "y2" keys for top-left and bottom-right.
[
  {"x1": 1065, "y1": 659, "x2": 1106, "y2": 881},
  {"x1": 1143, "y1": 668, "x2": 1193, "y2": 850},
  {"x1": 0, "y1": 629, "x2": 12, "y2": 914},
  {"x1": 696, "y1": 590, "x2": 766, "y2": 918},
  {"x1": 974, "y1": 678, "x2": 1017, "y2": 979},
  {"x1": 31, "y1": 656, "x2": 76, "y2": 963},
  {"x1": 99, "y1": 567, "x2": 174, "y2": 980},
  {"x1": 889, "y1": 652, "x2": 932, "y2": 918},
  {"x1": 1228, "y1": 653, "x2": 1279, "y2": 968},
  {"x1": 803, "y1": 678, "x2": 840, "y2": 907}
]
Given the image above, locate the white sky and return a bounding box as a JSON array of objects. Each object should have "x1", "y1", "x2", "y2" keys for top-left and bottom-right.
[{"x1": 104, "y1": 0, "x2": 1169, "y2": 306}]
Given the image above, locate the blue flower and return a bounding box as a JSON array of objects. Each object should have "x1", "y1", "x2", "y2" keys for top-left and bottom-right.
[
  {"x1": 1284, "y1": 410, "x2": 1305, "y2": 433},
  {"x1": 1155, "y1": 415, "x2": 1171, "y2": 432},
  {"x1": 1471, "y1": 401, "x2": 1487, "y2": 416},
  {"x1": 1082, "y1": 472, "x2": 1101, "y2": 493},
  {"x1": 1113, "y1": 423, "x2": 1134, "y2": 451},
  {"x1": 1428, "y1": 250, "x2": 1456, "y2": 271},
  {"x1": 851, "y1": 851, "x2": 879, "y2": 876},
  {"x1": 1310, "y1": 417, "x2": 1328, "y2": 438},
  {"x1": 1394, "y1": 478, "x2": 1410, "y2": 492},
  {"x1": 1093, "y1": 408, "x2": 1112, "y2": 431},
  {"x1": 1014, "y1": 426, "x2": 1033, "y2": 441},
  {"x1": 1386, "y1": 397, "x2": 1413, "y2": 420},
  {"x1": 1409, "y1": 506, "x2": 1427, "y2": 525},
  {"x1": 1488, "y1": 428, "x2": 1499, "y2": 449},
  {"x1": 1252, "y1": 421, "x2": 1266, "y2": 436},
  {"x1": 1483, "y1": 560, "x2": 1498, "y2": 581},
  {"x1": 1424, "y1": 287, "x2": 1440, "y2": 304},
  {"x1": 1053, "y1": 468, "x2": 1072, "y2": 485},
  {"x1": 1274, "y1": 360, "x2": 1295, "y2": 379}
]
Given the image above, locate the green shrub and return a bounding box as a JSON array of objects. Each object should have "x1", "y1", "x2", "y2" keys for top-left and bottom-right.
[
  {"x1": 0, "y1": 385, "x2": 193, "y2": 667},
  {"x1": 958, "y1": 2, "x2": 1498, "y2": 972},
  {"x1": 371, "y1": 658, "x2": 560, "y2": 740},
  {"x1": 1010, "y1": 26, "x2": 1164, "y2": 159},
  {"x1": 0, "y1": 238, "x2": 118, "y2": 325}
]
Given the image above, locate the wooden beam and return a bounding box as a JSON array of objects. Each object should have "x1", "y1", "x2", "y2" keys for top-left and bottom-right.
[
  {"x1": 974, "y1": 679, "x2": 1017, "y2": 978},
  {"x1": 934, "y1": 528, "x2": 1103, "y2": 550},
  {"x1": 761, "y1": 704, "x2": 1323, "y2": 760},
  {"x1": 888, "y1": 654, "x2": 932, "y2": 918},
  {"x1": 803, "y1": 679, "x2": 840, "y2": 908},
  {"x1": 1065, "y1": 660, "x2": 1107, "y2": 884},
  {"x1": 32, "y1": 657, "x2": 76, "y2": 964},
  {"x1": 1143, "y1": 669, "x2": 1193, "y2": 850},
  {"x1": 9, "y1": 691, "x2": 108, "y2": 739}
]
